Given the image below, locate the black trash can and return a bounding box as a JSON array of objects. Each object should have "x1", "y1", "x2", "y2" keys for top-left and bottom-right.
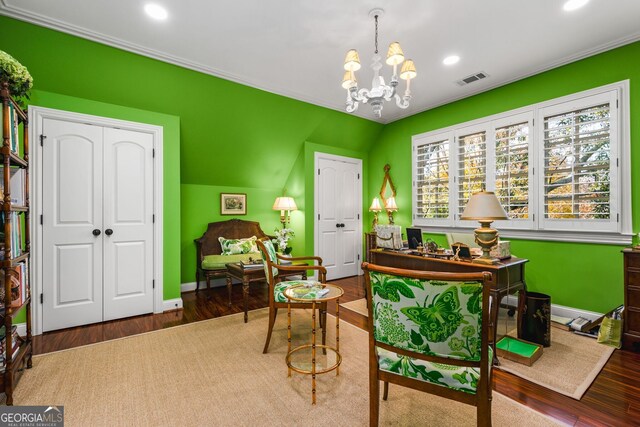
[{"x1": 519, "y1": 292, "x2": 551, "y2": 347}]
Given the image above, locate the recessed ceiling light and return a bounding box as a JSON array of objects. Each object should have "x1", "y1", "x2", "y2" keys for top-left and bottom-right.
[
  {"x1": 144, "y1": 3, "x2": 168, "y2": 20},
  {"x1": 443, "y1": 55, "x2": 460, "y2": 66},
  {"x1": 563, "y1": 0, "x2": 589, "y2": 11}
]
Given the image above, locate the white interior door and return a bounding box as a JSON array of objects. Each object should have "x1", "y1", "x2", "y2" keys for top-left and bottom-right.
[
  {"x1": 41, "y1": 119, "x2": 155, "y2": 331},
  {"x1": 42, "y1": 119, "x2": 104, "y2": 332},
  {"x1": 316, "y1": 155, "x2": 362, "y2": 280},
  {"x1": 102, "y1": 128, "x2": 154, "y2": 320}
]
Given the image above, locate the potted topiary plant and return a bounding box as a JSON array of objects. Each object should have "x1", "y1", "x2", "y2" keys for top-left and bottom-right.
[{"x1": 0, "y1": 50, "x2": 33, "y2": 101}]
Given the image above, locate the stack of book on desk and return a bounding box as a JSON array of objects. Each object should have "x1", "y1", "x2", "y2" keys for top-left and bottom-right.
[{"x1": 241, "y1": 259, "x2": 263, "y2": 269}]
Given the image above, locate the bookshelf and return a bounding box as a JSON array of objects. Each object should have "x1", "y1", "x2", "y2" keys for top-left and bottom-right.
[{"x1": 0, "y1": 81, "x2": 32, "y2": 405}]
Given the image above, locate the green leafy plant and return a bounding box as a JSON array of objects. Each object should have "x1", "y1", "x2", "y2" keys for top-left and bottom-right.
[{"x1": 0, "y1": 50, "x2": 32, "y2": 100}]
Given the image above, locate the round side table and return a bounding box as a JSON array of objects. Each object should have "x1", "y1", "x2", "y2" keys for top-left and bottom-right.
[{"x1": 284, "y1": 283, "x2": 344, "y2": 404}]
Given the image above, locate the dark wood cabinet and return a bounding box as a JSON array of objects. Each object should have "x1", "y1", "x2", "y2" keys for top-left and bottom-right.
[{"x1": 622, "y1": 249, "x2": 640, "y2": 352}]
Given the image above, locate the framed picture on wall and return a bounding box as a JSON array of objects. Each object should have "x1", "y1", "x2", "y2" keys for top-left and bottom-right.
[{"x1": 220, "y1": 193, "x2": 247, "y2": 215}]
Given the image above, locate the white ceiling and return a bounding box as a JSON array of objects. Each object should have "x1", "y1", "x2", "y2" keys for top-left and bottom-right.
[{"x1": 3, "y1": 0, "x2": 640, "y2": 123}]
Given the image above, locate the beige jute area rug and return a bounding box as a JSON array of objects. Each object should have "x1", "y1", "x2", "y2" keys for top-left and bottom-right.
[
  {"x1": 341, "y1": 297, "x2": 369, "y2": 316},
  {"x1": 341, "y1": 298, "x2": 615, "y2": 400},
  {"x1": 10, "y1": 309, "x2": 560, "y2": 426}
]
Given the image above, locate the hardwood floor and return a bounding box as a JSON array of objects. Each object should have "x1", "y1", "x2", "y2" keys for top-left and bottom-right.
[{"x1": 32, "y1": 276, "x2": 639, "y2": 426}]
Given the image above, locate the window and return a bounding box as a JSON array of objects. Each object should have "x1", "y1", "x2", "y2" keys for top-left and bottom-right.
[
  {"x1": 414, "y1": 133, "x2": 452, "y2": 226},
  {"x1": 412, "y1": 82, "x2": 630, "y2": 242}
]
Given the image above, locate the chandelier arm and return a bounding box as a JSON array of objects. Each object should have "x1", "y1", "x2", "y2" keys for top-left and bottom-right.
[
  {"x1": 383, "y1": 83, "x2": 397, "y2": 101},
  {"x1": 394, "y1": 93, "x2": 411, "y2": 109},
  {"x1": 346, "y1": 101, "x2": 359, "y2": 113},
  {"x1": 350, "y1": 87, "x2": 372, "y2": 103}
]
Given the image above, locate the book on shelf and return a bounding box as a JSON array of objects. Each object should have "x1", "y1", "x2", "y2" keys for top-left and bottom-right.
[
  {"x1": 0, "y1": 211, "x2": 23, "y2": 259},
  {"x1": 0, "y1": 325, "x2": 22, "y2": 367},
  {"x1": 0, "y1": 262, "x2": 28, "y2": 308},
  {"x1": 7, "y1": 102, "x2": 20, "y2": 155},
  {"x1": 0, "y1": 166, "x2": 26, "y2": 206}
]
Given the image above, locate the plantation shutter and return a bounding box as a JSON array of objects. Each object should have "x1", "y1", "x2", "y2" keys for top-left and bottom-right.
[
  {"x1": 539, "y1": 90, "x2": 619, "y2": 232},
  {"x1": 457, "y1": 129, "x2": 487, "y2": 217},
  {"x1": 413, "y1": 132, "x2": 453, "y2": 226},
  {"x1": 495, "y1": 121, "x2": 531, "y2": 220}
]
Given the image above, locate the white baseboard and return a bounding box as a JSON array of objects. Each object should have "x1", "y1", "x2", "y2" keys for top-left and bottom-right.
[
  {"x1": 162, "y1": 298, "x2": 183, "y2": 311},
  {"x1": 503, "y1": 295, "x2": 603, "y2": 321},
  {"x1": 181, "y1": 277, "x2": 230, "y2": 293}
]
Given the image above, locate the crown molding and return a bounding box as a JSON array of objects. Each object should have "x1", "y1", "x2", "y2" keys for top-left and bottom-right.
[{"x1": 2, "y1": 0, "x2": 639, "y2": 125}]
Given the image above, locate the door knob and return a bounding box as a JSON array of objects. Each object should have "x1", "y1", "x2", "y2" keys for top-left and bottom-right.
[
  {"x1": 340, "y1": 223, "x2": 346, "y2": 228},
  {"x1": 336, "y1": 223, "x2": 340, "y2": 228},
  {"x1": 105, "y1": 229, "x2": 114, "y2": 236},
  {"x1": 92, "y1": 229, "x2": 101, "y2": 236}
]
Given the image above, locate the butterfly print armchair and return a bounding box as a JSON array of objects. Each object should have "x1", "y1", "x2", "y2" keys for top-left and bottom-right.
[{"x1": 362, "y1": 262, "x2": 493, "y2": 427}]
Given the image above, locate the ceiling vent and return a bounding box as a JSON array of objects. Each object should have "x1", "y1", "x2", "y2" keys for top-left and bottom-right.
[{"x1": 456, "y1": 72, "x2": 489, "y2": 86}]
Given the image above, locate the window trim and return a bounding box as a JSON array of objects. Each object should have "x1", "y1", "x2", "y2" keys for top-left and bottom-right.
[{"x1": 411, "y1": 80, "x2": 631, "y2": 243}]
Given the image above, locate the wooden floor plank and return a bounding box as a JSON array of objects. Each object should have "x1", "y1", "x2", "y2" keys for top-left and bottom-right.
[{"x1": 32, "y1": 275, "x2": 640, "y2": 426}]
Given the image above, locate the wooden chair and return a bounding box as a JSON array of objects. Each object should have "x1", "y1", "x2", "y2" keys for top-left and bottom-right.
[
  {"x1": 256, "y1": 239, "x2": 328, "y2": 354},
  {"x1": 362, "y1": 262, "x2": 493, "y2": 427}
]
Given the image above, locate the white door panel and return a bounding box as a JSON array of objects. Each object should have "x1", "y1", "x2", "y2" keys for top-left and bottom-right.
[
  {"x1": 103, "y1": 128, "x2": 154, "y2": 321},
  {"x1": 316, "y1": 156, "x2": 362, "y2": 280},
  {"x1": 42, "y1": 119, "x2": 103, "y2": 331},
  {"x1": 55, "y1": 244, "x2": 96, "y2": 304}
]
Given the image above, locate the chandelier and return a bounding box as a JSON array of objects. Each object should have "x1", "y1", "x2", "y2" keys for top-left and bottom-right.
[{"x1": 341, "y1": 9, "x2": 417, "y2": 119}]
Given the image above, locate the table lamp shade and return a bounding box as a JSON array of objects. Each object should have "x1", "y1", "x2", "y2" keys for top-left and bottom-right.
[
  {"x1": 460, "y1": 191, "x2": 507, "y2": 221},
  {"x1": 385, "y1": 196, "x2": 398, "y2": 211},
  {"x1": 369, "y1": 197, "x2": 382, "y2": 212},
  {"x1": 273, "y1": 197, "x2": 297, "y2": 211}
]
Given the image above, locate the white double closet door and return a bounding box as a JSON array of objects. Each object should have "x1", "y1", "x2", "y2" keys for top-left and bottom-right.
[{"x1": 42, "y1": 118, "x2": 154, "y2": 332}]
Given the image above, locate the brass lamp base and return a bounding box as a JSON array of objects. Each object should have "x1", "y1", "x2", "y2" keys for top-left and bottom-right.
[{"x1": 473, "y1": 221, "x2": 499, "y2": 265}]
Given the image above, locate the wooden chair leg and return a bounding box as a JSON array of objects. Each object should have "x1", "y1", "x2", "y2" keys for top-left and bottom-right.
[
  {"x1": 262, "y1": 307, "x2": 278, "y2": 354},
  {"x1": 382, "y1": 381, "x2": 389, "y2": 401},
  {"x1": 370, "y1": 373, "x2": 380, "y2": 427},
  {"x1": 477, "y1": 398, "x2": 491, "y2": 427},
  {"x1": 195, "y1": 270, "x2": 200, "y2": 293}
]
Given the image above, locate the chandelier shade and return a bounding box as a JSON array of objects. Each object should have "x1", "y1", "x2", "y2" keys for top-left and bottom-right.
[
  {"x1": 342, "y1": 71, "x2": 356, "y2": 89},
  {"x1": 343, "y1": 49, "x2": 362, "y2": 71},
  {"x1": 400, "y1": 59, "x2": 417, "y2": 80},
  {"x1": 341, "y1": 9, "x2": 416, "y2": 119},
  {"x1": 385, "y1": 42, "x2": 405, "y2": 66}
]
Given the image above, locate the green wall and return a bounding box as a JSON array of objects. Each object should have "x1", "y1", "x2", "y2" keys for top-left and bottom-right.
[
  {"x1": 180, "y1": 184, "x2": 282, "y2": 283},
  {"x1": 368, "y1": 41, "x2": 640, "y2": 313},
  {"x1": 0, "y1": 16, "x2": 382, "y2": 289}
]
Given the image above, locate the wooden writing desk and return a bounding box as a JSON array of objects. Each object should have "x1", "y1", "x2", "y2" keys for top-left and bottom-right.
[{"x1": 369, "y1": 249, "x2": 528, "y2": 364}]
